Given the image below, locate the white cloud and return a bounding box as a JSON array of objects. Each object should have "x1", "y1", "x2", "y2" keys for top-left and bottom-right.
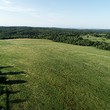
[
  {"x1": 0, "y1": 0, "x2": 37, "y2": 13},
  {"x1": 1, "y1": 0, "x2": 11, "y2": 4},
  {"x1": 0, "y1": 5, "x2": 35, "y2": 13}
]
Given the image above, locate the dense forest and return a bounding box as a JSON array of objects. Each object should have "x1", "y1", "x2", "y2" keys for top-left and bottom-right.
[{"x1": 0, "y1": 27, "x2": 110, "y2": 50}]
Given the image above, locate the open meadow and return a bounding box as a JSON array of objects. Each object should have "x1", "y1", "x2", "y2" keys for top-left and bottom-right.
[
  {"x1": 83, "y1": 35, "x2": 110, "y2": 43},
  {"x1": 0, "y1": 39, "x2": 110, "y2": 110}
]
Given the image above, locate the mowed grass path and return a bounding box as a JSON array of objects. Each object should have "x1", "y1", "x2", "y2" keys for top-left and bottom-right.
[{"x1": 0, "y1": 39, "x2": 110, "y2": 110}]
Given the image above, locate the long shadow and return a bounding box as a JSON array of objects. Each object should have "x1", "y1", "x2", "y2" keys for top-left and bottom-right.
[
  {"x1": 0, "y1": 66, "x2": 13, "y2": 70},
  {"x1": 0, "y1": 66, "x2": 27, "y2": 110},
  {"x1": 0, "y1": 80, "x2": 27, "y2": 85},
  {"x1": 0, "y1": 71, "x2": 25, "y2": 76}
]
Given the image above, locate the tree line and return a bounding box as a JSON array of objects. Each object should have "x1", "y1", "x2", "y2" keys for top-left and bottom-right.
[{"x1": 0, "y1": 27, "x2": 110, "y2": 50}]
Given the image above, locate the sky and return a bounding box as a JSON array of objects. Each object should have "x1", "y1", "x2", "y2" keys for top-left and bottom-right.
[{"x1": 0, "y1": 0, "x2": 110, "y2": 29}]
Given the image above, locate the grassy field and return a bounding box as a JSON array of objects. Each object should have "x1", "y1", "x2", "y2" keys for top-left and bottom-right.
[
  {"x1": 83, "y1": 35, "x2": 110, "y2": 43},
  {"x1": 0, "y1": 39, "x2": 110, "y2": 110}
]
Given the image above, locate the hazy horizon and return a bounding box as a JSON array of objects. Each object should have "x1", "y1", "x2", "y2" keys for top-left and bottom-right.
[{"x1": 0, "y1": 0, "x2": 110, "y2": 29}]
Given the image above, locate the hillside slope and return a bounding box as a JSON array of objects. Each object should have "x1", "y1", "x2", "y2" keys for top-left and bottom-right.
[{"x1": 0, "y1": 39, "x2": 110, "y2": 110}]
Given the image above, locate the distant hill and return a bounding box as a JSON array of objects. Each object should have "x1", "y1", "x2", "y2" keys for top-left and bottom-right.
[{"x1": 0, "y1": 27, "x2": 110, "y2": 50}]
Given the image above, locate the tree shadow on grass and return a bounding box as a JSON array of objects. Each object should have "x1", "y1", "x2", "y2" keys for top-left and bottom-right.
[{"x1": 0, "y1": 66, "x2": 27, "y2": 110}]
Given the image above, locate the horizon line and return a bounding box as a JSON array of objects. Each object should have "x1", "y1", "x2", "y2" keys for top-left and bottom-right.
[{"x1": 0, "y1": 26, "x2": 110, "y2": 30}]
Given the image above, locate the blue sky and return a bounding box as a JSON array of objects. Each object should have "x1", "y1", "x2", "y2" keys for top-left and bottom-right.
[{"x1": 0, "y1": 0, "x2": 110, "y2": 29}]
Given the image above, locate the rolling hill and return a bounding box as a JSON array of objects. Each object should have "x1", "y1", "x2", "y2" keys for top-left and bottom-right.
[{"x1": 0, "y1": 39, "x2": 110, "y2": 110}]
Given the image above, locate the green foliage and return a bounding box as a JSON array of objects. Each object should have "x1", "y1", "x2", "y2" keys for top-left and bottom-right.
[{"x1": 0, "y1": 27, "x2": 110, "y2": 50}]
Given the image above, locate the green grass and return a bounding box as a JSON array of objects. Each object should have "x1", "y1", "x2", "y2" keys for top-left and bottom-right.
[
  {"x1": 0, "y1": 39, "x2": 110, "y2": 110},
  {"x1": 83, "y1": 35, "x2": 110, "y2": 43}
]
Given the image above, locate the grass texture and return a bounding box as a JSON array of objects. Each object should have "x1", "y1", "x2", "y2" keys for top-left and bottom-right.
[{"x1": 0, "y1": 39, "x2": 110, "y2": 110}]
